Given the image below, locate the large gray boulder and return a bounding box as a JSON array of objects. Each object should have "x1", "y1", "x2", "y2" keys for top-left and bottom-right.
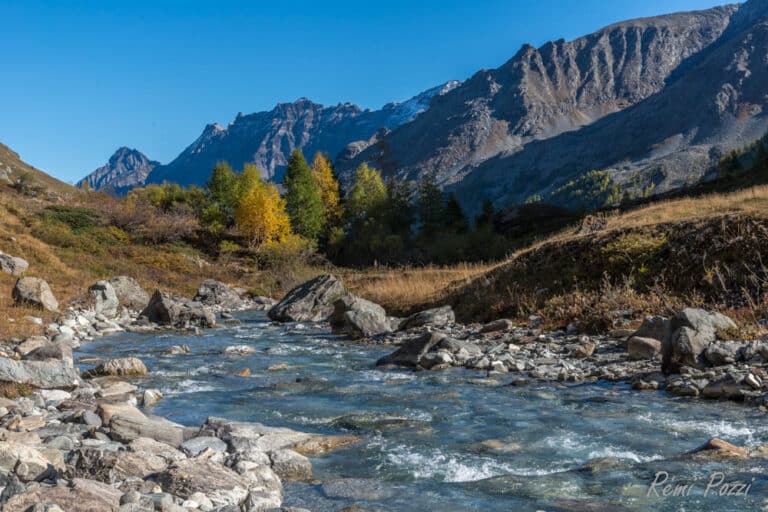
[
  {"x1": 193, "y1": 279, "x2": 244, "y2": 309},
  {"x1": 627, "y1": 336, "x2": 662, "y2": 360},
  {"x1": 399, "y1": 305, "x2": 455, "y2": 331},
  {"x1": 66, "y1": 448, "x2": 168, "y2": 483},
  {"x1": 331, "y1": 294, "x2": 391, "y2": 339},
  {"x1": 663, "y1": 308, "x2": 738, "y2": 372},
  {"x1": 12, "y1": 277, "x2": 58, "y2": 311},
  {"x1": 89, "y1": 280, "x2": 119, "y2": 318},
  {"x1": 140, "y1": 290, "x2": 215, "y2": 329},
  {"x1": 269, "y1": 275, "x2": 346, "y2": 322},
  {"x1": 108, "y1": 276, "x2": 149, "y2": 310},
  {"x1": 3, "y1": 478, "x2": 122, "y2": 512},
  {"x1": 84, "y1": 357, "x2": 148, "y2": 377},
  {"x1": 376, "y1": 332, "x2": 446, "y2": 367},
  {"x1": 632, "y1": 316, "x2": 671, "y2": 344},
  {"x1": 0, "y1": 357, "x2": 78, "y2": 389},
  {"x1": 0, "y1": 251, "x2": 28, "y2": 277}
]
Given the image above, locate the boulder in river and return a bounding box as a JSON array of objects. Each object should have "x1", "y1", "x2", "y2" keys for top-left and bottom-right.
[
  {"x1": 663, "y1": 308, "x2": 737, "y2": 372},
  {"x1": 193, "y1": 279, "x2": 244, "y2": 310},
  {"x1": 268, "y1": 274, "x2": 346, "y2": 322},
  {"x1": 140, "y1": 290, "x2": 216, "y2": 329},
  {"x1": 0, "y1": 251, "x2": 28, "y2": 276},
  {"x1": 331, "y1": 294, "x2": 392, "y2": 339},
  {"x1": 88, "y1": 280, "x2": 119, "y2": 318},
  {"x1": 108, "y1": 275, "x2": 149, "y2": 310},
  {"x1": 627, "y1": 336, "x2": 662, "y2": 360},
  {"x1": 84, "y1": 357, "x2": 148, "y2": 377},
  {"x1": 399, "y1": 305, "x2": 455, "y2": 331},
  {"x1": 12, "y1": 277, "x2": 58, "y2": 311},
  {"x1": 376, "y1": 332, "x2": 446, "y2": 367}
]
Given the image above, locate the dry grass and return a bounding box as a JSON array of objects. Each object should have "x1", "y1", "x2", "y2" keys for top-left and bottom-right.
[{"x1": 343, "y1": 263, "x2": 494, "y2": 315}]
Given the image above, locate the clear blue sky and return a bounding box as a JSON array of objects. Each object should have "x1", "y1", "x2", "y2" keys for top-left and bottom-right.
[{"x1": 1, "y1": 0, "x2": 726, "y2": 183}]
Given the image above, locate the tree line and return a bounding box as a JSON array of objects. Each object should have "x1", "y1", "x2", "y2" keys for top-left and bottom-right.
[{"x1": 123, "y1": 149, "x2": 510, "y2": 266}]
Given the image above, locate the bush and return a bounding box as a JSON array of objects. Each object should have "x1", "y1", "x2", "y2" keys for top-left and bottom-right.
[{"x1": 38, "y1": 205, "x2": 101, "y2": 232}]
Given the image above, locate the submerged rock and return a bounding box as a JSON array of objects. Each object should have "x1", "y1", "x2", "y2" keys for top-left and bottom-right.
[
  {"x1": 12, "y1": 277, "x2": 58, "y2": 311},
  {"x1": 269, "y1": 274, "x2": 346, "y2": 323},
  {"x1": 687, "y1": 437, "x2": 749, "y2": 459}
]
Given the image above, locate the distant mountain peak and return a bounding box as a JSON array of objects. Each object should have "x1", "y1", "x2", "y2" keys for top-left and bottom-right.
[{"x1": 79, "y1": 147, "x2": 158, "y2": 193}]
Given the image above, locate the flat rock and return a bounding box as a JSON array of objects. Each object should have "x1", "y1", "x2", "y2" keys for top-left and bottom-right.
[{"x1": 399, "y1": 305, "x2": 455, "y2": 330}]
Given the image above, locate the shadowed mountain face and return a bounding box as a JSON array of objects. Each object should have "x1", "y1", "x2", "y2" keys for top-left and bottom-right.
[
  {"x1": 79, "y1": 147, "x2": 159, "y2": 193},
  {"x1": 141, "y1": 81, "x2": 460, "y2": 188},
  {"x1": 336, "y1": 5, "x2": 743, "y2": 204}
]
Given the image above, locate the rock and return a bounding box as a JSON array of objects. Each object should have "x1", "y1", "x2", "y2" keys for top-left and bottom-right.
[
  {"x1": 239, "y1": 464, "x2": 283, "y2": 511},
  {"x1": 330, "y1": 294, "x2": 391, "y2": 339},
  {"x1": 321, "y1": 478, "x2": 394, "y2": 501},
  {"x1": 180, "y1": 436, "x2": 227, "y2": 457},
  {"x1": 67, "y1": 448, "x2": 168, "y2": 483},
  {"x1": 746, "y1": 373, "x2": 763, "y2": 389},
  {"x1": 222, "y1": 345, "x2": 255, "y2": 356},
  {"x1": 39, "y1": 389, "x2": 71, "y2": 403},
  {"x1": 0, "y1": 251, "x2": 28, "y2": 276},
  {"x1": 688, "y1": 438, "x2": 749, "y2": 459},
  {"x1": 633, "y1": 316, "x2": 671, "y2": 343},
  {"x1": 701, "y1": 374, "x2": 744, "y2": 400},
  {"x1": 193, "y1": 280, "x2": 244, "y2": 309},
  {"x1": 572, "y1": 340, "x2": 596, "y2": 358},
  {"x1": 0, "y1": 441, "x2": 61, "y2": 481},
  {"x1": 15, "y1": 336, "x2": 48, "y2": 356},
  {"x1": 0, "y1": 357, "x2": 78, "y2": 389},
  {"x1": 97, "y1": 380, "x2": 138, "y2": 398},
  {"x1": 268, "y1": 275, "x2": 346, "y2": 322},
  {"x1": 420, "y1": 350, "x2": 454, "y2": 369},
  {"x1": 704, "y1": 342, "x2": 743, "y2": 366},
  {"x1": 89, "y1": 280, "x2": 119, "y2": 318},
  {"x1": 269, "y1": 449, "x2": 312, "y2": 481},
  {"x1": 128, "y1": 437, "x2": 186, "y2": 463},
  {"x1": 157, "y1": 459, "x2": 249, "y2": 508},
  {"x1": 663, "y1": 309, "x2": 738, "y2": 372},
  {"x1": 109, "y1": 276, "x2": 150, "y2": 310},
  {"x1": 3, "y1": 478, "x2": 122, "y2": 512},
  {"x1": 12, "y1": 277, "x2": 58, "y2": 311},
  {"x1": 200, "y1": 417, "x2": 311, "y2": 454},
  {"x1": 140, "y1": 290, "x2": 216, "y2": 329},
  {"x1": 627, "y1": 336, "x2": 662, "y2": 360},
  {"x1": 22, "y1": 342, "x2": 72, "y2": 362},
  {"x1": 577, "y1": 215, "x2": 606, "y2": 235},
  {"x1": 109, "y1": 413, "x2": 188, "y2": 448},
  {"x1": 142, "y1": 389, "x2": 163, "y2": 407},
  {"x1": 85, "y1": 357, "x2": 148, "y2": 377},
  {"x1": 291, "y1": 435, "x2": 360, "y2": 455},
  {"x1": 480, "y1": 319, "x2": 515, "y2": 333},
  {"x1": 399, "y1": 305, "x2": 455, "y2": 330},
  {"x1": 376, "y1": 332, "x2": 446, "y2": 367},
  {"x1": 163, "y1": 344, "x2": 190, "y2": 356}
]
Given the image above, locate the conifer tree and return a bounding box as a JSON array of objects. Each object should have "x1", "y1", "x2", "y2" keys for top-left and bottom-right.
[
  {"x1": 417, "y1": 175, "x2": 444, "y2": 238},
  {"x1": 348, "y1": 163, "x2": 388, "y2": 219},
  {"x1": 283, "y1": 150, "x2": 324, "y2": 240},
  {"x1": 444, "y1": 193, "x2": 469, "y2": 234}
]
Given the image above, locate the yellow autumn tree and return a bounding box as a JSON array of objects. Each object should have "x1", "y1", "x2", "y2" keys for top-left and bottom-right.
[
  {"x1": 235, "y1": 180, "x2": 292, "y2": 248},
  {"x1": 311, "y1": 152, "x2": 342, "y2": 231}
]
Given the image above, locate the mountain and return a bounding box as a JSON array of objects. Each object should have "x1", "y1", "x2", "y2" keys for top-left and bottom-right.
[
  {"x1": 139, "y1": 82, "x2": 460, "y2": 188},
  {"x1": 0, "y1": 143, "x2": 75, "y2": 197},
  {"x1": 79, "y1": 147, "x2": 159, "y2": 193},
  {"x1": 336, "y1": 4, "x2": 743, "y2": 209}
]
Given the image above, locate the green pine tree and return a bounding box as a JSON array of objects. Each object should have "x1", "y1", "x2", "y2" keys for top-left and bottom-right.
[
  {"x1": 444, "y1": 193, "x2": 469, "y2": 234},
  {"x1": 283, "y1": 150, "x2": 324, "y2": 240},
  {"x1": 417, "y1": 175, "x2": 445, "y2": 238}
]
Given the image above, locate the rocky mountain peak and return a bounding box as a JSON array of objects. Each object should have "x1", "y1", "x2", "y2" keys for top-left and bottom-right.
[{"x1": 79, "y1": 147, "x2": 159, "y2": 193}]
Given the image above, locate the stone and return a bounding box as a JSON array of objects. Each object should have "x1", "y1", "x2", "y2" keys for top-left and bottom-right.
[
  {"x1": 572, "y1": 340, "x2": 596, "y2": 358},
  {"x1": 746, "y1": 373, "x2": 763, "y2": 390},
  {"x1": 85, "y1": 357, "x2": 148, "y2": 377},
  {"x1": 109, "y1": 276, "x2": 150, "y2": 310},
  {"x1": 128, "y1": 437, "x2": 186, "y2": 463},
  {"x1": 0, "y1": 357, "x2": 78, "y2": 389},
  {"x1": 12, "y1": 277, "x2": 58, "y2": 311},
  {"x1": 291, "y1": 435, "x2": 360, "y2": 455},
  {"x1": 268, "y1": 274, "x2": 346, "y2": 322},
  {"x1": 663, "y1": 309, "x2": 737, "y2": 372},
  {"x1": 97, "y1": 380, "x2": 138, "y2": 398},
  {"x1": 0, "y1": 441, "x2": 64, "y2": 481},
  {"x1": 222, "y1": 345, "x2": 255, "y2": 356},
  {"x1": 480, "y1": 319, "x2": 515, "y2": 333},
  {"x1": 321, "y1": 478, "x2": 394, "y2": 501},
  {"x1": 3, "y1": 478, "x2": 122, "y2": 512},
  {"x1": 239, "y1": 464, "x2": 283, "y2": 511},
  {"x1": 633, "y1": 316, "x2": 671, "y2": 343},
  {"x1": 704, "y1": 342, "x2": 743, "y2": 366},
  {"x1": 376, "y1": 332, "x2": 446, "y2": 367},
  {"x1": 627, "y1": 336, "x2": 662, "y2": 360},
  {"x1": 109, "y1": 413, "x2": 188, "y2": 448},
  {"x1": 15, "y1": 336, "x2": 48, "y2": 356},
  {"x1": 330, "y1": 294, "x2": 391, "y2": 339},
  {"x1": 200, "y1": 417, "x2": 311, "y2": 454},
  {"x1": 67, "y1": 448, "x2": 168, "y2": 483},
  {"x1": 180, "y1": 436, "x2": 227, "y2": 457},
  {"x1": 156, "y1": 459, "x2": 249, "y2": 507},
  {"x1": 22, "y1": 342, "x2": 72, "y2": 362},
  {"x1": 688, "y1": 438, "x2": 749, "y2": 459},
  {"x1": 163, "y1": 345, "x2": 190, "y2": 356},
  {"x1": 701, "y1": 374, "x2": 744, "y2": 400},
  {"x1": 399, "y1": 305, "x2": 455, "y2": 330},
  {"x1": 193, "y1": 280, "x2": 243, "y2": 309},
  {"x1": 0, "y1": 251, "x2": 28, "y2": 276},
  {"x1": 269, "y1": 449, "x2": 312, "y2": 481},
  {"x1": 89, "y1": 280, "x2": 119, "y2": 318},
  {"x1": 142, "y1": 389, "x2": 163, "y2": 407},
  {"x1": 140, "y1": 290, "x2": 216, "y2": 329}
]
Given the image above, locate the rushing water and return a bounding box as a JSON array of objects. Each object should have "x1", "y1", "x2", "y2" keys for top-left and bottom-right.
[{"x1": 75, "y1": 311, "x2": 768, "y2": 511}]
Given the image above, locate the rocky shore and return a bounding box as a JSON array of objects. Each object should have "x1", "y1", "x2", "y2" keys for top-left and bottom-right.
[{"x1": 2, "y1": 263, "x2": 767, "y2": 511}]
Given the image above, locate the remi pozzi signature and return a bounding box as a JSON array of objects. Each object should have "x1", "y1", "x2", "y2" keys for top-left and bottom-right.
[{"x1": 647, "y1": 471, "x2": 754, "y2": 499}]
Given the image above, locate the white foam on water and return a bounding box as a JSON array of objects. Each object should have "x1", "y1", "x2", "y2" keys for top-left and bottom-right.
[
  {"x1": 358, "y1": 370, "x2": 415, "y2": 382},
  {"x1": 540, "y1": 433, "x2": 661, "y2": 464},
  {"x1": 160, "y1": 379, "x2": 217, "y2": 396},
  {"x1": 636, "y1": 413, "x2": 765, "y2": 443},
  {"x1": 380, "y1": 443, "x2": 519, "y2": 482}
]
